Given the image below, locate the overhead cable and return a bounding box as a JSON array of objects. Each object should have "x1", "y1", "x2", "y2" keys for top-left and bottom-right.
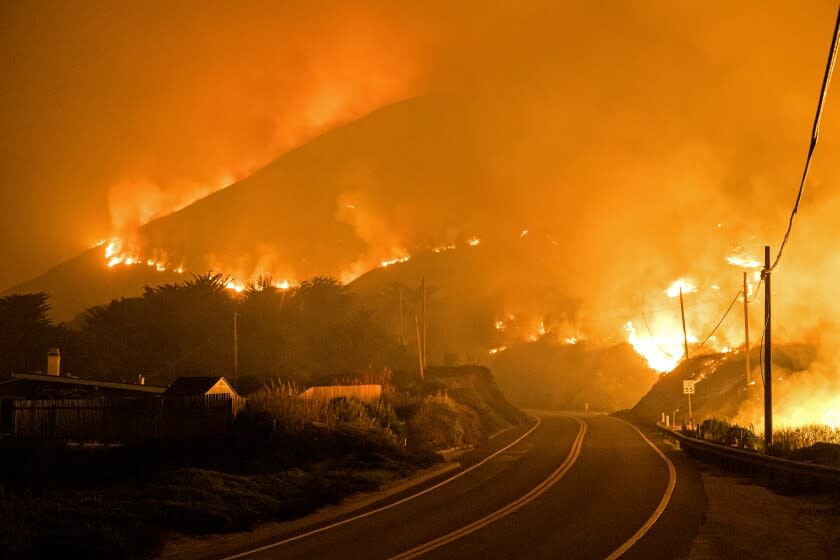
[{"x1": 771, "y1": 5, "x2": 840, "y2": 271}]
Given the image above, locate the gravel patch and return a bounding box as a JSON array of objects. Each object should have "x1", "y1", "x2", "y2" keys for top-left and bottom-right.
[{"x1": 686, "y1": 464, "x2": 840, "y2": 559}]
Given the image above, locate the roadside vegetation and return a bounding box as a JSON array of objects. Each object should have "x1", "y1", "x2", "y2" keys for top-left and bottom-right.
[
  {"x1": 1, "y1": 367, "x2": 524, "y2": 559},
  {"x1": 0, "y1": 277, "x2": 527, "y2": 559},
  {"x1": 692, "y1": 418, "x2": 840, "y2": 467}
]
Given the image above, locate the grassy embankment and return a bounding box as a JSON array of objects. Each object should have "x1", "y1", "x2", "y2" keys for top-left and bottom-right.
[
  {"x1": 689, "y1": 418, "x2": 840, "y2": 467},
  {"x1": 0, "y1": 366, "x2": 525, "y2": 559}
]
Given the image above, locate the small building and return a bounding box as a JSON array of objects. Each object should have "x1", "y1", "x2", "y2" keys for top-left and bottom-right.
[
  {"x1": 164, "y1": 376, "x2": 240, "y2": 398},
  {"x1": 164, "y1": 376, "x2": 246, "y2": 416},
  {"x1": 298, "y1": 384, "x2": 382, "y2": 403},
  {"x1": 0, "y1": 371, "x2": 165, "y2": 399}
]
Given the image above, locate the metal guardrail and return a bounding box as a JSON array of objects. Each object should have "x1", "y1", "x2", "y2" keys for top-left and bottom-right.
[{"x1": 657, "y1": 423, "x2": 840, "y2": 490}]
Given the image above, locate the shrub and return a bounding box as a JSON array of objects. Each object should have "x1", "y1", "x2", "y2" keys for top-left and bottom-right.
[
  {"x1": 406, "y1": 392, "x2": 482, "y2": 450},
  {"x1": 698, "y1": 418, "x2": 759, "y2": 450}
]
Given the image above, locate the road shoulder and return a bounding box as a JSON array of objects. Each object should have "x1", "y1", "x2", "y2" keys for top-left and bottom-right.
[
  {"x1": 158, "y1": 461, "x2": 459, "y2": 560},
  {"x1": 685, "y1": 463, "x2": 840, "y2": 559}
]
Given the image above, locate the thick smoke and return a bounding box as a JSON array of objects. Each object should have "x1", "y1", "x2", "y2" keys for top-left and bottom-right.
[
  {"x1": 0, "y1": 1, "x2": 427, "y2": 288},
  {"x1": 3, "y1": 1, "x2": 840, "y2": 417}
]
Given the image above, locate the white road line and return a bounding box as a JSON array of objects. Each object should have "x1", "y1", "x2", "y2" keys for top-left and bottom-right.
[
  {"x1": 219, "y1": 416, "x2": 543, "y2": 560},
  {"x1": 386, "y1": 416, "x2": 587, "y2": 560},
  {"x1": 603, "y1": 417, "x2": 677, "y2": 560}
]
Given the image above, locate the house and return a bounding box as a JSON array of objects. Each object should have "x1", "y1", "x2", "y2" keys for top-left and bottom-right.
[
  {"x1": 298, "y1": 384, "x2": 382, "y2": 403},
  {"x1": 164, "y1": 376, "x2": 240, "y2": 398},
  {"x1": 0, "y1": 371, "x2": 166, "y2": 399},
  {"x1": 0, "y1": 372, "x2": 165, "y2": 439},
  {"x1": 164, "y1": 376, "x2": 246, "y2": 415}
]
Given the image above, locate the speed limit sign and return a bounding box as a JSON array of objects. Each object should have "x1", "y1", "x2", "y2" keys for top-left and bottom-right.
[{"x1": 683, "y1": 380, "x2": 695, "y2": 394}]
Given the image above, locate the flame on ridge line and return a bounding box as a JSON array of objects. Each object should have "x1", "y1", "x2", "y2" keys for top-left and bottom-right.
[{"x1": 98, "y1": 233, "x2": 488, "y2": 293}]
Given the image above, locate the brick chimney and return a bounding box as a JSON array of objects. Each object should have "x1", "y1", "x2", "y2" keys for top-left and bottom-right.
[{"x1": 47, "y1": 347, "x2": 61, "y2": 376}]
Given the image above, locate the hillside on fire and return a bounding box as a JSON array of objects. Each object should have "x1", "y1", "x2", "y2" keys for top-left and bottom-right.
[
  {"x1": 4, "y1": 80, "x2": 840, "y2": 430},
  {"x1": 4, "y1": 96, "x2": 478, "y2": 322},
  {"x1": 629, "y1": 344, "x2": 822, "y2": 428}
]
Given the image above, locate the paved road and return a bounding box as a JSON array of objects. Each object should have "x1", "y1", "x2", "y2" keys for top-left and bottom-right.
[{"x1": 213, "y1": 412, "x2": 705, "y2": 560}]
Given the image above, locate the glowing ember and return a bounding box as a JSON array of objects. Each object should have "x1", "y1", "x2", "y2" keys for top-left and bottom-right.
[
  {"x1": 467, "y1": 237, "x2": 480, "y2": 247},
  {"x1": 274, "y1": 280, "x2": 292, "y2": 290},
  {"x1": 565, "y1": 337, "x2": 578, "y2": 345},
  {"x1": 495, "y1": 320, "x2": 505, "y2": 331},
  {"x1": 665, "y1": 279, "x2": 696, "y2": 298},
  {"x1": 432, "y1": 244, "x2": 456, "y2": 254},
  {"x1": 488, "y1": 346, "x2": 508, "y2": 355},
  {"x1": 520, "y1": 229, "x2": 529, "y2": 237}
]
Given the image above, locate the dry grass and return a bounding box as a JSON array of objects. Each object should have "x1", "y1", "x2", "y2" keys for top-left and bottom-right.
[
  {"x1": 772, "y1": 424, "x2": 840, "y2": 453},
  {"x1": 245, "y1": 380, "x2": 400, "y2": 438}
]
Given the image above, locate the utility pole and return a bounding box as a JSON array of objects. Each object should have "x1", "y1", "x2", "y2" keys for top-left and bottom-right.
[
  {"x1": 679, "y1": 286, "x2": 689, "y2": 361},
  {"x1": 415, "y1": 315, "x2": 424, "y2": 379},
  {"x1": 763, "y1": 245, "x2": 773, "y2": 452},
  {"x1": 399, "y1": 285, "x2": 405, "y2": 347},
  {"x1": 233, "y1": 311, "x2": 239, "y2": 386},
  {"x1": 687, "y1": 389, "x2": 693, "y2": 427},
  {"x1": 421, "y1": 277, "x2": 427, "y2": 369},
  {"x1": 743, "y1": 271, "x2": 751, "y2": 387},
  {"x1": 679, "y1": 286, "x2": 692, "y2": 426}
]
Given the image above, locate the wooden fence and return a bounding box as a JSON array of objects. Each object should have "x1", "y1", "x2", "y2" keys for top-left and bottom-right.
[
  {"x1": 3, "y1": 394, "x2": 245, "y2": 443},
  {"x1": 298, "y1": 384, "x2": 383, "y2": 402}
]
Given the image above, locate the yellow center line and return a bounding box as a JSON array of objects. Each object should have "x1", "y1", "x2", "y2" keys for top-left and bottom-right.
[
  {"x1": 219, "y1": 416, "x2": 543, "y2": 560},
  {"x1": 387, "y1": 416, "x2": 587, "y2": 560},
  {"x1": 602, "y1": 417, "x2": 677, "y2": 560}
]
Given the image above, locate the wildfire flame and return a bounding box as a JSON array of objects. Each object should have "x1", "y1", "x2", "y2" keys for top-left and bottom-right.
[
  {"x1": 225, "y1": 280, "x2": 246, "y2": 293},
  {"x1": 380, "y1": 255, "x2": 411, "y2": 268},
  {"x1": 432, "y1": 244, "x2": 456, "y2": 254},
  {"x1": 624, "y1": 320, "x2": 698, "y2": 373},
  {"x1": 665, "y1": 279, "x2": 696, "y2": 298},
  {"x1": 726, "y1": 254, "x2": 761, "y2": 268}
]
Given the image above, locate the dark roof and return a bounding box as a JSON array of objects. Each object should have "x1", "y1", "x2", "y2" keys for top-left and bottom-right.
[
  {"x1": 7, "y1": 372, "x2": 165, "y2": 394},
  {"x1": 164, "y1": 376, "x2": 233, "y2": 396}
]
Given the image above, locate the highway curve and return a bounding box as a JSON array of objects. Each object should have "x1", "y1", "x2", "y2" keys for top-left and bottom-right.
[{"x1": 206, "y1": 412, "x2": 704, "y2": 560}]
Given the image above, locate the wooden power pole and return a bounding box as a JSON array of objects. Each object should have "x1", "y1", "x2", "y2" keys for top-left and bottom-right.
[
  {"x1": 415, "y1": 315, "x2": 424, "y2": 379},
  {"x1": 743, "y1": 271, "x2": 750, "y2": 387},
  {"x1": 233, "y1": 311, "x2": 239, "y2": 386},
  {"x1": 679, "y1": 286, "x2": 692, "y2": 425},
  {"x1": 679, "y1": 286, "x2": 689, "y2": 361},
  {"x1": 421, "y1": 277, "x2": 427, "y2": 369},
  {"x1": 398, "y1": 285, "x2": 405, "y2": 347},
  {"x1": 763, "y1": 245, "x2": 773, "y2": 451}
]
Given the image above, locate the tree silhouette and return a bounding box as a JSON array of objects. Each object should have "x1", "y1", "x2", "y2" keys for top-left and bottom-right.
[
  {"x1": 61, "y1": 273, "x2": 407, "y2": 389},
  {"x1": 0, "y1": 292, "x2": 59, "y2": 374}
]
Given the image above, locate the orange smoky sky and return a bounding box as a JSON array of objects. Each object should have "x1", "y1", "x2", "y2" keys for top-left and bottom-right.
[
  {"x1": 1, "y1": 0, "x2": 839, "y2": 331},
  {"x1": 0, "y1": 0, "x2": 430, "y2": 288}
]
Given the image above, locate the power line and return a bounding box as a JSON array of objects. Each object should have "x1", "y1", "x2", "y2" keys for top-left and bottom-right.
[
  {"x1": 771, "y1": 5, "x2": 840, "y2": 271},
  {"x1": 641, "y1": 310, "x2": 676, "y2": 359},
  {"x1": 637, "y1": 286, "x2": 748, "y2": 356},
  {"x1": 693, "y1": 289, "x2": 743, "y2": 351}
]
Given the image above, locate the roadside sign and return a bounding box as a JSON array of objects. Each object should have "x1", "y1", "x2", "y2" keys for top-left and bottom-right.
[{"x1": 683, "y1": 380, "x2": 695, "y2": 395}]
